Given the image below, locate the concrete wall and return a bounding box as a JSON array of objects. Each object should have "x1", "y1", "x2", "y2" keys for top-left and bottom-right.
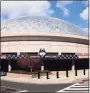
[
  {"x1": 1, "y1": 31, "x2": 88, "y2": 58},
  {"x1": 1, "y1": 31, "x2": 88, "y2": 39},
  {"x1": 1, "y1": 41, "x2": 88, "y2": 54}
]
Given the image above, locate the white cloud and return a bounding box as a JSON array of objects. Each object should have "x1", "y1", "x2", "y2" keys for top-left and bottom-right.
[
  {"x1": 83, "y1": 28, "x2": 88, "y2": 31},
  {"x1": 56, "y1": 1, "x2": 73, "y2": 17},
  {"x1": 80, "y1": 1, "x2": 89, "y2": 21},
  {"x1": 57, "y1": 1, "x2": 73, "y2": 6},
  {"x1": 80, "y1": 7, "x2": 88, "y2": 21},
  {"x1": 1, "y1": 1, "x2": 54, "y2": 19},
  {"x1": 82, "y1": 1, "x2": 88, "y2": 6},
  {"x1": 83, "y1": 28, "x2": 88, "y2": 35}
]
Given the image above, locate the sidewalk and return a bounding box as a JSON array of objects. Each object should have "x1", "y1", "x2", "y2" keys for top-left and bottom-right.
[{"x1": 1, "y1": 70, "x2": 89, "y2": 84}]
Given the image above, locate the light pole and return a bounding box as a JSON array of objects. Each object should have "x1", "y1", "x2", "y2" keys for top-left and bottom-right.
[{"x1": 38, "y1": 48, "x2": 46, "y2": 71}]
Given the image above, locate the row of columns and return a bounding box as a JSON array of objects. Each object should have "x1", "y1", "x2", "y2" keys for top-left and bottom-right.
[
  {"x1": 41, "y1": 61, "x2": 75, "y2": 71},
  {"x1": 7, "y1": 60, "x2": 75, "y2": 72},
  {"x1": 8, "y1": 64, "x2": 44, "y2": 72}
]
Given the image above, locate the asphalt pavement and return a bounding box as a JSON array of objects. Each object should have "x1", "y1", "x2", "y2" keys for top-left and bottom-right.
[
  {"x1": 1, "y1": 80, "x2": 72, "y2": 93},
  {"x1": 1, "y1": 80, "x2": 89, "y2": 93},
  {"x1": 56, "y1": 81, "x2": 89, "y2": 93}
]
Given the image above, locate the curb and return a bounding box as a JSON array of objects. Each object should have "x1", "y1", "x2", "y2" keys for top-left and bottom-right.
[
  {"x1": 72, "y1": 77, "x2": 89, "y2": 83},
  {"x1": 1, "y1": 76, "x2": 88, "y2": 85}
]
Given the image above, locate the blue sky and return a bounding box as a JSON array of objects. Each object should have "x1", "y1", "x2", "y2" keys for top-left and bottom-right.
[
  {"x1": 50, "y1": 1, "x2": 88, "y2": 30},
  {"x1": 1, "y1": 1, "x2": 88, "y2": 32}
]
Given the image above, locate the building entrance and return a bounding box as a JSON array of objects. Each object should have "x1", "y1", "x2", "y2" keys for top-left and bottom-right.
[{"x1": 43, "y1": 59, "x2": 72, "y2": 71}]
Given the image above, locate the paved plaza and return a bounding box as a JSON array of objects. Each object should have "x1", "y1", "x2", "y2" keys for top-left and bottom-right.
[{"x1": 1, "y1": 70, "x2": 89, "y2": 84}]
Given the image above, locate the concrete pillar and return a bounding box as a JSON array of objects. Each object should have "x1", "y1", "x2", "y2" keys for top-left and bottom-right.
[
  {"x1": 8, "y1": 64, "x2": 11, "y2": 72},
  {"x1": 17, "y1": 52, "x2": 20, "y2": 55},
  {"x1": 8, "y1": 60, "x2": 12, "y2": 72},
  {"x1": 41, "y1": 65, "x2": 44, "y2": 71},
  {"x1": 58, "y1": 52, "x2": 61, "y2": 55},
  {"x1": 72, "y1": 60, "x2": 75, "y2": 71},
  {"x1": 72, "y1": 65, "x2": 75, "y2": 71}
]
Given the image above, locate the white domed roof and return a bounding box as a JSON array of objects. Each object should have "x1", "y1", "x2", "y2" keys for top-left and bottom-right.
[{"x1": 1, "y1": 16, "x2": 88, "y2": 37}]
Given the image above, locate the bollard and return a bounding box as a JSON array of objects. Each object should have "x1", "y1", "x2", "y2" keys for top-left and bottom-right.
[
  {"x1": 38, "y1": 72, "x2": 40, "y2": 79},
  {"x1": 75, "y1": 69, "x2": 77, "y2": 76},
  {"x1": 83, "y1": 69, "x2": 86, "y2": 75},
  {"x1": 66, "y1": 70, "x2": 69, "y2": 77},
  {"x1": 46, "y1": 72, "x2": 49, "y2": 79},
  {"x1": 56, "y1": 71, "x2": 59, "y2": 78}
]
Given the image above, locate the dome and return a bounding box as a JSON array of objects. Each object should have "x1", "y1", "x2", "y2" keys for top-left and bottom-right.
[{"x1": 1, "y1": 16, "x2": 88, "y2": 37}]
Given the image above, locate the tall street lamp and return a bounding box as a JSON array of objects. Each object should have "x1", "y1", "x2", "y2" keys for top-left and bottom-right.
[{"x1": 38, "y1": 48, "x2": 46, "y2": 71}]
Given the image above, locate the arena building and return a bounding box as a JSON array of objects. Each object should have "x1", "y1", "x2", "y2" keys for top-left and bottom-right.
[{"x1": 1, "y1": 16, "x2": 89, "y2": 72}]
